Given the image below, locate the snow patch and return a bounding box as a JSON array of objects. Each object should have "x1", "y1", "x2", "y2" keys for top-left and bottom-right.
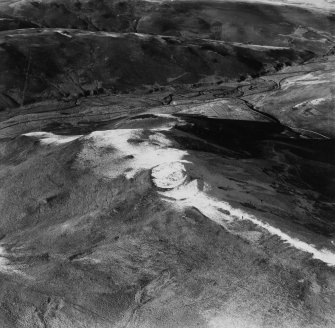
[
  {"x1": 23, "y1": 132, "x2": 82, "y2": 145},
  {"x1": 145, "y1": 0, "x2": 335, "y2": 12},
  {"x1": 293, "y1": 97, "x2": 329, "y2": 109},
  {"x1": 0, "y1": 245, "x2": 28, "y2": 277},
  {"x1": 152, "y1": 162, "x2": 188, "y2": 189},
  {"x1": 310, "y1": 98, "x2": 328, "y2": 106},
  {"x1": 232, "y1": 42, "x2": 290, "y2": 50},
  {"x1": 154, "y1": 161, "x2": 335, "y2": 266},
  {"x1": 82, "y1": 129, "x2": 188, "y2": 179},
  {"x1": 282, "y1": 72, "x2": 334, "y2": 89},
  {"x1": 55, "y1": 30, "x2": 72, "y2": 38}
]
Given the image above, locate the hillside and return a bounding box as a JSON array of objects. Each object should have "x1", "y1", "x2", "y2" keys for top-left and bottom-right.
[{"x1": 0, "y1": 1, "x2": 334, "y2": 327}]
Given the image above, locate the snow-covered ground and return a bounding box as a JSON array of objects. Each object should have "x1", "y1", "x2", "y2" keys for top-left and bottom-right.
[
  {"x1": 152, "y1": 161, "x2": 335, "y2": 266},
  {"x1": 22, "y1": 129, "x2": 335, "y2": 267}
]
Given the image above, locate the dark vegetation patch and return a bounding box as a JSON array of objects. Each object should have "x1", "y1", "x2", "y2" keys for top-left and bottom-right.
[{"x1": 129, "y1": 114, "x2": 158, "y2": 120}]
